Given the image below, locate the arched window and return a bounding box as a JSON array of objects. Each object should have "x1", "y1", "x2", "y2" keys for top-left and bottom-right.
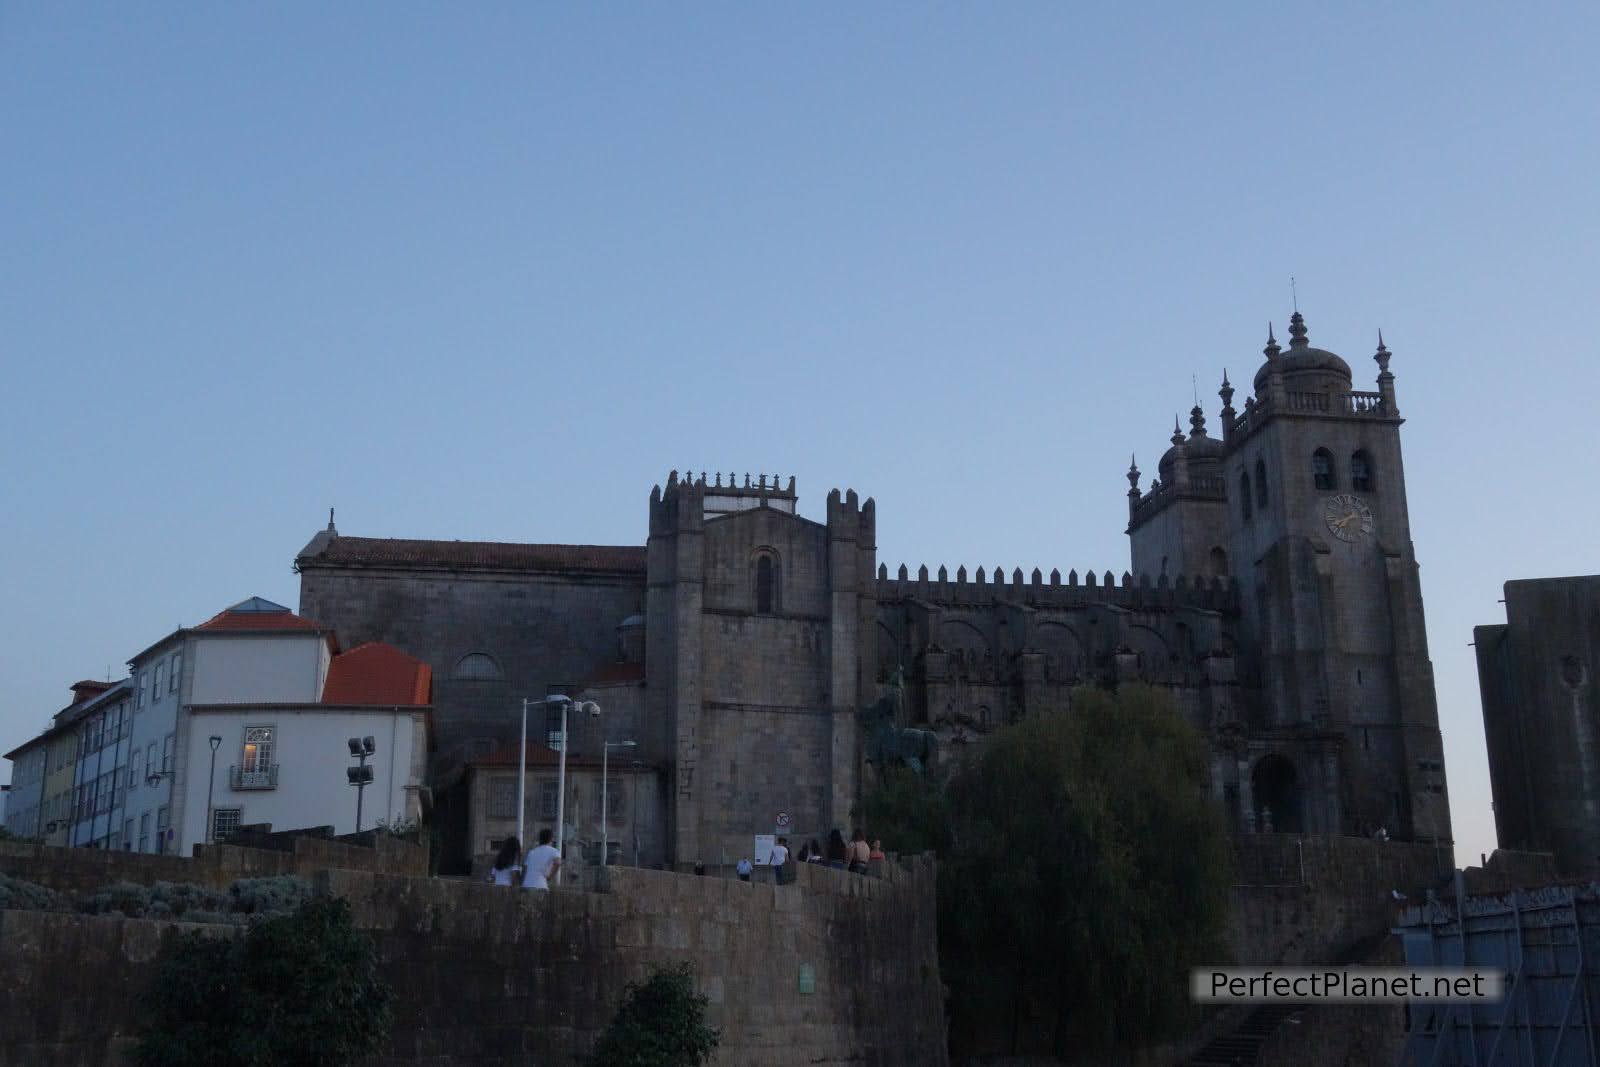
[
  {"x1": 452, "y1": 652, "x2": 502, "y2": 681},
  {"x1": 1350, "y1": 451, "x2": 1373, "y2": 492},
  {"x1": 1239, "y1": 472, "x2": 1253, "y2": 519},
  {"x1": 1312, "y1": 448, "x2": 1335, "y2": 491},
  {"x1": 752, "y1": 550, "x2": 780, "y2": 614},
  {"x1": 1209, "y1": 546, "x2": 1229, "y2": 577},
  {"x1": 1255, "y1": 460, "x2": 1268, "y2": 506}
]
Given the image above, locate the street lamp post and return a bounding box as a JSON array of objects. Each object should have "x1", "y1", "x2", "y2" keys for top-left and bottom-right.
[
  {"x1": 347, "y1": 736, "x2": 376, "y2": 833},
  {"x1": 204, "y1": 736, "x2": 222, "y2": 844},
  {"x1": 602, "y1": 740, "x2": 637, "y2": 868},
  {"x1": 533, "y1": 695, "x2": 600, "y2": 885}
]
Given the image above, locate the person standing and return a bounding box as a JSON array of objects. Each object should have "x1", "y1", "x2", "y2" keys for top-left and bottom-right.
[
  {"x1": 522, "y1": 828, "x2": 562, "y2": 890},
  {"x1": 489, "y1": 836, "x2": 522, "y2": 886},
  {"x1": 769, "y1": 836, "x2": 790, "y2": 884},
  {"x1": 736, "y1": 857, "x2": 753, "y2": 882}
]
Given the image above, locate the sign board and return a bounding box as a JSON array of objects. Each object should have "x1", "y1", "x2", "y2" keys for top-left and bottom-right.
[
  {"x1": 775, "y1": 810, "x2": 791, "y2": 833},
  {"x1": 753, "y1": 834, "x2": 776, "y2": 865},
  {"x1": 798, "y1": 963, "x2": 816, "y2": 995}
]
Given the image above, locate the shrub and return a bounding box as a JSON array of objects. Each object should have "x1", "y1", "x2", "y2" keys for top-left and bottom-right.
[
  {"x1": 0, "y1": 874, "x2": 64, "y2": 912},
  {"x1": 229, "y1": 875, "x2": 312, "y2": 915},
  {"x1": 587, "y1": 963, "x2": 721, "y2": 1067},
  {"x1": 78, "y1": 881, "x2": 154, "y2": 917},
  {"x1": 133, "y1": 895, "x2": 393, "y2": 1067}
]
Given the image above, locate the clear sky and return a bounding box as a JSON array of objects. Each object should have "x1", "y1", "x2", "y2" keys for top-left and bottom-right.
[{"x1": 3, "y1": 6, "x2": 1596, "y2": 866}]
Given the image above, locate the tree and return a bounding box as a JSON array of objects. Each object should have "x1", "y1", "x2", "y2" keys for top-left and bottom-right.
[
  {"x1": 587, "y1": 963, "x2": 721, "y2": 1067},
  {"x1": 863, "y1": 684, "x2": 1231, "y2": 1058},
  {"x1": 133, "y1": 895, "x2": 393, "y2": 1066}
]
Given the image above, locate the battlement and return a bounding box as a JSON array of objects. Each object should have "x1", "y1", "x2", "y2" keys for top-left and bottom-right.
[{"x1": 875, "y1": 561, "x2": 1235, "y2": 611}]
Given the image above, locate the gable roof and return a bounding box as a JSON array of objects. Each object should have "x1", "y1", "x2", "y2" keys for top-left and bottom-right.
[
  {"x1": 297, "y1": 536, "x2": 646, "y2": 576},
  {"x1": 195, "y1": 598, "x2": 325, "y2": 633},
  {"x1": 321, "y1": 643, "x2": 432, "y2": 706}
]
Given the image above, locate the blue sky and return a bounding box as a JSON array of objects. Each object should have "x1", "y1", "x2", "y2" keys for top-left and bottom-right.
[{"x1": 3, "y1": 5, "x2": 1596, "y2": 866}]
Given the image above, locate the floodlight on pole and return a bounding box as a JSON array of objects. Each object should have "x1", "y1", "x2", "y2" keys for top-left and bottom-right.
[
  {"x1": 205, "y1": 736, "x2": 222, "y2": 845},
  {"x1": 347, "y1": 736, "x2": 376, "y2": 833}
]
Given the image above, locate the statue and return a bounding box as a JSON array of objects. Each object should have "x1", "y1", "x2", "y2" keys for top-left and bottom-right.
[{"x1": 860, "y1": 665, "x2": 939, "y2": 773}]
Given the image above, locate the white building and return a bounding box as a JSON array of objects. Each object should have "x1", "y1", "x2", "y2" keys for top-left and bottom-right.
[{"x1": 66, "y1": 680, "x2": 135, "y2": 849}]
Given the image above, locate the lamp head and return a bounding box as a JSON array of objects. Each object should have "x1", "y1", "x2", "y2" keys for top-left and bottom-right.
[
  {"x1": 208, "y1": 736, "x2": 222, "y2": 751},
  {"x1": 347, "y1": 737, "x2": 363, "y2": 757},
  {"x1": 580, "y1": 701, "x2": 601, "y2": 718},
  {"x1": 362, "y1": 736, "x2": 376, "y2": 755}
]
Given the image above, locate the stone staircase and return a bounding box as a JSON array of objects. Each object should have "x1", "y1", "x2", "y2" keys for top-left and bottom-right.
[{"x1": 1184, "y1": 1003, "x2": 1302, "y2": 1065}]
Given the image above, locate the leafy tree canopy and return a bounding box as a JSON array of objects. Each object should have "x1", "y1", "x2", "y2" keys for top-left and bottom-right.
[{"x1": 860, "y1": 684, "x2": 1231, "y2": 1057}]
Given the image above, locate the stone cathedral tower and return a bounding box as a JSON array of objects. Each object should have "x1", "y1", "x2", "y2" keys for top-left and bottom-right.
[{"x1": 1127, "y1": 312, "x2": 1451, "y2": 846}]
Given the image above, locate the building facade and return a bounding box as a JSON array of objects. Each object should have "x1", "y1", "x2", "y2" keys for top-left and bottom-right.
[
  {"x1": 1476, "y1": 575, "x2": 1600, "y2": 876},
  {"x1": 66, "y1": 681, "x2": 133, "y2": 849},
  {"x1": 295, "y1": 310, "x2": 1454, "y2": 872}
]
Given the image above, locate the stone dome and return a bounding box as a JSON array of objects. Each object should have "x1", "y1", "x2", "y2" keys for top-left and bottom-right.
[{"x1": 1251, "y1": 312, "x2": 1353, "y2": 394}]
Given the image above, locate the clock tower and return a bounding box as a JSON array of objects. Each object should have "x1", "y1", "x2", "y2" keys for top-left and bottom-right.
[{"x1": 1128, "y1": 311, "x2": 1451, "y2": 847}]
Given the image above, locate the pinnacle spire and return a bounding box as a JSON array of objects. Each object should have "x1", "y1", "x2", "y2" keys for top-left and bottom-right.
[
  {"x1": 1263, "y1": 323, "x2": 1280, "y2": 359},
  {"x1": 1288, "y1": 310, "x2": 1309, "y2": 348},
  {"x1": 1374, "y1": 330, "x2": 1392, "y2": 375},
  {"x1": 1170, "y1": 415, "x2": 1185, "y2": 447}
]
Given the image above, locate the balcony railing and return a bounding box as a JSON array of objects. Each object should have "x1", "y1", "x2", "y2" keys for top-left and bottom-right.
[{"x1": 230, "y1": 764, "x2": 279, "y2": 790}]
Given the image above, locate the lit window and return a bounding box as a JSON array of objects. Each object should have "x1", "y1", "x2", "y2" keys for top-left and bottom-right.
[{"x1": 241, "y1": 726, "x2": 274, "y2": 772}]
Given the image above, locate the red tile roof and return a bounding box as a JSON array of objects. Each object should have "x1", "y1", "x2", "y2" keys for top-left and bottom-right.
[
  {"x1": 322, "y1": 643, "x2": 432, "y2": 706},
  {"x1": 298, "y1": 537, "x2": 646, "y2": 575},
  {"x1": 584, "y1": 662, "x2": 646, "y2": 687},
  {"x1": 195, "y1": 607, "x2": 326, "y2": 633}
]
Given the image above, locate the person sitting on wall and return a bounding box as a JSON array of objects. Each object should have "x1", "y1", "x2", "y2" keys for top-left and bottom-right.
[
  {"x1": 489, "y1": 836, "x2": 522, "y2": 886},
  {"x1": 825, "y1": 829, "x2": 849, "y2": 870},
  {"x1": 803, "y1": 838, "x2": 822, "y2": 863},
  {"x1": 522, "y1": 829, "x2": 562, "y2": 890},
  {"x1": 869, "y1": 839, "x2": 886, "y2": 862},
  {"x1": 848, "y1": 829, "x2": 871, "y2": 874},
  {"x1": 736, "y1": 857, "x2": 753, "y2": 882}
]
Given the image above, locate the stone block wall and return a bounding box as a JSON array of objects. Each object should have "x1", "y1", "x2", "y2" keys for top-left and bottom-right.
[{"x1": 0, "y1": 844, "x2": 944, "y2": 1067}]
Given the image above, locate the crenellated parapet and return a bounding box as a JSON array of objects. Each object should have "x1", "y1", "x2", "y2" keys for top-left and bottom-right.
[{"x1": 874, "y1": 561, "x2": 1235, "y2": 611}]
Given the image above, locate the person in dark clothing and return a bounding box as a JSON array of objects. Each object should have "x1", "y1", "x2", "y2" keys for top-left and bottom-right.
[{"x1": 825, "y1": 829, "x2": 849, "y2": 870}]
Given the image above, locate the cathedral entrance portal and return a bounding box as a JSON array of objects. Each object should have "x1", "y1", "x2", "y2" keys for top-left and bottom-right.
[{"x1": 1252, "y1": 755, "x2": 1302, "y2": 834}]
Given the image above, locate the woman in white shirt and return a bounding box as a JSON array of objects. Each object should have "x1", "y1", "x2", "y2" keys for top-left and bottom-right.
[{"x1": 489, "y1": 836, "x2": 522, "y2": 886}]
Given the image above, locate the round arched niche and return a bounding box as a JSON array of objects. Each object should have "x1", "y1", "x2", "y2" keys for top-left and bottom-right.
[{"x1": 1252, "y1": 755, "x2": 1302, "y2": 833}]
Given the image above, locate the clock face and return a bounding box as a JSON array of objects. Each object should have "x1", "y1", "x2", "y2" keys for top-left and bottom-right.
[{"x1": 1323, "y1": 494, "x2": 1374, "y2": 543}]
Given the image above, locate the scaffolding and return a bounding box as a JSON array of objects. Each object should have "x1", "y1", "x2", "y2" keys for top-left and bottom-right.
[{"x1": 1399, "y1": 875, "x2": 1600, "y2": 1065}]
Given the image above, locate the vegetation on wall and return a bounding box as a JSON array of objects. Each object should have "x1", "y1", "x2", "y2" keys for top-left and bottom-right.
[
  {"x1": 132, "y1": 895, "x2": 393, "y2": 1067},
  {"x1": 587, "y1": 963, "x2": 722, "y2": 1067},
  {"x1": 857, "y1": 684, "x2": 1232, "y2": 1058}
]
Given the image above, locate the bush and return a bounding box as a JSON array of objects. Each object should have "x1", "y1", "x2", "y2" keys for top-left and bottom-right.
[
  {"x1": 133, "y1": 895, "x2": 393, "y2": 1067},
  {"x1": 587, "y1": 963, "x2": 721, "y2": 1067},
  {"x1": 0, "y1": 874, "x2": 64, "y2": 912},
  {"x1": 229, "y1": 875, "x2": 312, "y2": 915}
]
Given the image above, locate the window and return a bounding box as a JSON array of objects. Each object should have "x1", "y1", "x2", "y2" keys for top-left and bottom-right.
[
  {"x1": 488, "y1": 777, "x2": 517, "y2": 820},
  {"x1": 123, "y1": 819, "x2": 134, "y2": 850},
  {"x1": 156, "y1": 805, "x2": 170, "y2": 854},
  {"x1": 139, "y1": 812, "x2": 150, "y2": 854},
  {"x1": 129, "y1": 748, "x2": 144, "y2": 789},
  {"x1": 1239, "y1": 472, "x2": 1252, "y2": 519},
  {"x1": 1255, "y1": 460, "x2": 1268, "y2": 506},
  {"x1": 153, "y1": 662, "x2": 165, "y2": 702},
  {"x1": 594, "y1": 783, "x2": 628, "y2": 822},
  {"x1": 241, "y1": 726, "x2": 274, "y2": 772},
  {"x1": 161, "y1": 734, "x2": 174, "y2": 773},
  {"x1": 212, "y1": 809, "x2": 242, "y2": 841},
  {"x1": 1312, "y1": 448, "x2": 1335, "y2": 491},
  {"x1": 539, "y1": 781, "x2": 559, "y2": 820},
  {"x1": 146, "y1": 742, "x2": 158, "y2": 778},
  {"x1": 452, "y1": 653, "x2": 502, "y2": 681},
  {"x1": 1209, "y1": 546, "x2": 1230, "y2": 578},
  {"x1": 136, "y1": 671, "x2": 147, "y2": 709},
  {"x1": 169, "y1": 652, "x2": 182, "y2": 693},
  {"x1": 753, "y1": 551, "x2": 780, "y2": 614},
  {"x1": 1351, "y1": 451, "x2": 1373, "y2": 492}
]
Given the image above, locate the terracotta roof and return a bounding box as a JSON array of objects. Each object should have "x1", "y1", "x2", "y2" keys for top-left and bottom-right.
[
  {"x1": 299, "y1": 537, "x2": 647, "y2": 575},
  {"x1": 322, "y1": 643, "x2": 432, "y2": 706},
  {"x1": 584, "y1": 662, "x2": 646, "y2": 687},
  {"x1": 195, "y1": 598, "x2": 326, "y2": 633}
]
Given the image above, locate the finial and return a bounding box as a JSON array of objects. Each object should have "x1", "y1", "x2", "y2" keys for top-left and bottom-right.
[
  {"x1": 1219, "y1": 368, "x2": 1234, "y2": 406},
  {"x1": 1288, "y1": 310, "x2": 1309, "y2": 348},
  {"x1": 1290, "y1": 275, "x2": 1298, "y2": 313},
  {"x1": 1170, "y1": 415, "x2": 1185, "y2": 447},
  {"x1": 1189, "y1": 402, "x2": 1206, "y2": 437},
  {"x1": 1192, "y1": 374, "x2": 1199, "y2": 406},
  {"x1": 1374, "y1": 330, "x2": 1392, "y2": 374},
  {"x1": 1127, "y1": 454, "x2": 1141, "y2": 491},
  {"x1": 327, "y1": 507, "x2": 336, "y2": 531},
  {"x1": 1263, "y1": 323, "x2": 1280, "y2": 359}
]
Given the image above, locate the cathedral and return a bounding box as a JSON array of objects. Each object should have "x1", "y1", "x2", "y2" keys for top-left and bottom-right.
[{"x1": 293, "y1": 310, "x2": 1453, "y2": 872}]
